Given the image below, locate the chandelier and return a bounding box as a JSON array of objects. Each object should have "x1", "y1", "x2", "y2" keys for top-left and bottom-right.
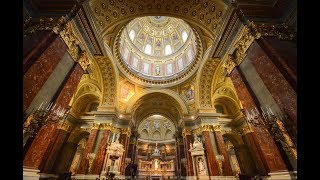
[{"x1": 244, "y1": 106, "x2": 297, "y2": 159}]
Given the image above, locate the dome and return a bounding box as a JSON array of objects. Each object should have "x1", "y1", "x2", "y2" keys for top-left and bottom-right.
[{"x1": 115, "y1": 16, "x2": 202, "y2": 87}]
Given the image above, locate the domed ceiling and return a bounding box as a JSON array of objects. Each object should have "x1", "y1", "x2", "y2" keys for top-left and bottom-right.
[{"x1": 115, "y1": 16, "x2": 202, "y2": 87}]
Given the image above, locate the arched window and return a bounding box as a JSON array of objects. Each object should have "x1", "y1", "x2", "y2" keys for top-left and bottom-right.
[
  {"x1": 145, "y1": 44, "x2": 152, "y2": 55},
  {"x1": 129, "y1": 30, "x2": 135, "y2": 41},
  {"x1": 165, "y1": 45, "x2": 172, "y2": 55},
  {"x1": 182, "y1": 31, "x2": 188, "y2": 42}
]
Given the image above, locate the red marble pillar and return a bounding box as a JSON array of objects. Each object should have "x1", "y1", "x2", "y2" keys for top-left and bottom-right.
[
  {"x1": 256, "y1": 37, "x2": 296, "y2": 91},
  {"x1": 213, "y1": 130, "x2": 233, "y2": 176},
  {"x1": 23, "y1": 36, "x2": 68, "y2": 112},
  {"x1": 230, "y1": 68, "x2": 256, "y2": 110},
  {"x1": 119, "y1": 133, "x2": 130, "y2": 175},
  {"x1": 230, "y1": 67, "x2": 287, "y2": 174},
  {"x1": 183, "y1": 134, "x2": 194, "y2": 176},
  {"x1": 202, "y1": 131, "x2": 219, "y2": 176},
  {"x1": 241, "y1": 129, "x2": 267, "y2": 175},
  {"x1": 23, "y1": 123, "x2": 58, "y2": 169},
  {"x1": 91, "y1": 129, "x2": 110, "y2": 175},
  {"x1": 41, "y1": 123, "x2": 72, "y2": 173},
  {"x1": 77, "y1": 126, "x2": 99, "y2": 174},
  {"x1": 54, "y1": 64, "x2": 84, "y2": 108},
  {"x1": 251, "y1": 126, "x2": 287, "y2": 173},
  {"x1": 23, "y1": 31, "x2": 58, "y2": 73},
  {"x1": 247, "y1": 41, "x2": 297, "y2": 127}
]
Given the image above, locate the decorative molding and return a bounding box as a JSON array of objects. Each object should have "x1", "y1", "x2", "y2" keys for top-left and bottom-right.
[
  {"x1": 199, "y1": 58, "x2": 220, "y2": 108},
  {"x1": 57, "y1": 122, "x2": 73, "y2": 132},
  {"x1": 95, "y1": 56, "x2": 116, "y2": 106},
  {"x1": 255, "y1": 23, "x2": 296, "y2": 40}
]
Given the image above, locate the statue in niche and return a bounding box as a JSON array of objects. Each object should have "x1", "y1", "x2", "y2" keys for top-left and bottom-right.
[{"x1": 155, "y1": 66, "x2": 161, "y2": 75}]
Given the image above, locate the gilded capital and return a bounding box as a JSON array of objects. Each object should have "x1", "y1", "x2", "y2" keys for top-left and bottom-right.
[
  {"x1": 121, "y1": 127, "x2": 131, "y2": 137},
  {"x1": 193, "y1": 125, "x2": 214, "y2": 135},
  {"x1": 182, "y1": 128, "x2": 192, "y2": 137},
  {"x1": 57, "y1": 122, "x2": 73, "y2": 132},
  {"x1": 92, "y1": 123, "x2": 101, "y2": 129},
  {"x1": 213, "y1": 125, "x2": 221, "y2": 132}
]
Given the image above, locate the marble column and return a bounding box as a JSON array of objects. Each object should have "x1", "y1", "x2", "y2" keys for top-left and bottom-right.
[
  {"x1": 230, "y1": 67, "x2": 287, "y2": 175},
  {"x1": 77, "y1": 124, "x2": 100, "y2": 174},
  {"x1": 183, "y1": 132, "x2": 194, "y2": 176},
  {"x1": 119, "y1": 131, "x2": 130, "y2": 175},
  {"x1": 23, "y1": 30, "x2": 58, "y2": 73},
  {"x1": 41, "y1": 122, "x2": 73, "y2": 173},
  {"x1": 213, "y1": 127, "x2": 233, "y2": 176},
  {"x1": 23, "y1": 35, "x2": 68, "y2": 112},
  {"x1": 201, "y1": 131, "x2": 219, "y2": 176},
  {"x1": 23, "y1": 123, "x2": 59, "y2": 170},
  {"x1": 246, "y1": 40, "x2": 297, "y2": 128},
  {"x1": 256, "y1": 37, "x2": 296, "y2": 91},
  {"x1": 54, "y1": 141, "x2": 78, "y2": 173},
  {"x1": 91, "y1": 127, "x2": 110, "y2": 175},
  {"x1": 53, "y1": 63, "x2": 84, "y2": 108}
]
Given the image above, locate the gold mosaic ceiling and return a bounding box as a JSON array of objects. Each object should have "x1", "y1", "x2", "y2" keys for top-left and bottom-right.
[{"x1": 117, "y1": 16, "x2": 201, "y2": 86}]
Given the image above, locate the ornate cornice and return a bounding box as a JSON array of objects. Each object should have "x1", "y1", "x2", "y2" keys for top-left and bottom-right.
[
  {"x1": 57, "y1": 122, "x2": 73, "y2": 132},
  {"x1": 232, "y1": 21, "x2": 295, "y2": 66},
  {"x1": 255, "y1": 23, "x2": 296, "y2": 41},
  {"x1": 23, "y1": 4, "x2": 79, "y2": 35}
]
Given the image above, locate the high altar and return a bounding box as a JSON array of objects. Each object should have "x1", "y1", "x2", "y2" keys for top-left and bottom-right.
[{"x1": 138, "y1": 145, "x2": 175, "y2": 179}]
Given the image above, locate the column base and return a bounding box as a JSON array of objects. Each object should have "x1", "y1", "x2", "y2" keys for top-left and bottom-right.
[
  {"x1": 23, "y1": 167, "x2": 40, "y2": 180},
  {"x1": 73, "y1": 174, "x2": 100, "y2": 179},
  {"x1": 268, "y1": 170, "x2": 297, "y2": 180},
  {"x1": 209, "y1": 176, "x2": 239, "y2": 180},
  {"x1": 39, "y1": 173, "x2": 58, "y2": 179}
]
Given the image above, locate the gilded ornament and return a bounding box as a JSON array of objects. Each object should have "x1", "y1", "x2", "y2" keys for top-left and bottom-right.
[
  {"x1": 57, "y1": 122, "x2": 73, "y2": 132},
  {"x1": 92, "y1": 123, "x2": 101, "y2": 129},
  {"x1": 213, "y1": 125, "x2": 221, "y2": 131},
  {"x1": 182, "y1": 128, "x2": 192, "y2": 137}
]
